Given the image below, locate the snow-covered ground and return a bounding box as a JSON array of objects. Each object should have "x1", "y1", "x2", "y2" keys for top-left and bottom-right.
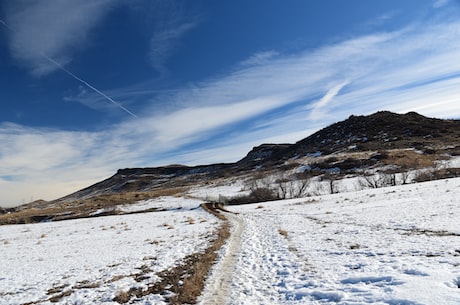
[
  {"x1": 215, "y1": 178, "x2": 460, "y2": 304},
  {"x1": 1, "y1": 178, "x2": 460, "y2": 304},
  {"x1": 0, "y1": 198, "x2": 220, "y2": 305}
]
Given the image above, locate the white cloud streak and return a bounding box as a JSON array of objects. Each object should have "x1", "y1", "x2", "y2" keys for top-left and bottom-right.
[
  {"x1": 3, "y1": 0, "x2": 120, "y2": 76},
  {"x1": 308, "y1": 81, "x2": 350, "y2": 120},
  {"x1": 2, "y1": 17, "x2": 460, "y2": 206}
]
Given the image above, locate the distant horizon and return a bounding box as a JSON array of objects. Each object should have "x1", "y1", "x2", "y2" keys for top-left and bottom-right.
[{"x1": 2, "y1": 0, "x2": 460, "y2": 206}]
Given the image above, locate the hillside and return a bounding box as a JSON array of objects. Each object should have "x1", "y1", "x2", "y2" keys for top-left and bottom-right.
[
  {"x1": 1, "y1": 111, "x2": 459, "y2": 224},
  {"x1": 58, "y1": 111, "x2": 460, "y2": 198},
  {"x1": 292, "y1": 111, "x2": 460, "y2": 155}
]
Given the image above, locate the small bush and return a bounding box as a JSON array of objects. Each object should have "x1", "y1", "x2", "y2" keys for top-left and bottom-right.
[
  {"x1": 114, "y1": 290, "x2": 131, "y2": 303},
  {"x1": 228, "y1": 187, "x2": 279, "y2": 205},
  {"x1": 413, "y1": 167, "x2": 460, "y2": 182},
  {"x1": 250, "y1": 187, "x2": 278, "y2": 201}
]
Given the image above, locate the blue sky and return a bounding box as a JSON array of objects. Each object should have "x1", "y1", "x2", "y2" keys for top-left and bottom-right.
[{"x1": 1, "y1": 0, "x2": 460, "y2": 206}]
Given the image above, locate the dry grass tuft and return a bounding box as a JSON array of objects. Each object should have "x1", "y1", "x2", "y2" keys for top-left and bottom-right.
[
  {"x1": 0, "y1": 187, "x2": 187, "y2": 225},
  {"x1": 113, "y1": 290, "x2": 131, "y2": 303},
  {"x1": 278, "y1": 229, "x2": 289, "y2": 238}
]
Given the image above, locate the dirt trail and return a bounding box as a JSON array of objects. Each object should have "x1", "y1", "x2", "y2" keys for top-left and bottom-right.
[{"x1": 197, "y1": 211, "x2": 244, "y2": 305}]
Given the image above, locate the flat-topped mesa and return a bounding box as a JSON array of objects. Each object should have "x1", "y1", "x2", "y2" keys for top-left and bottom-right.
[{"x1": 116, "y1": 163, "x2": 232, "y2": 178}]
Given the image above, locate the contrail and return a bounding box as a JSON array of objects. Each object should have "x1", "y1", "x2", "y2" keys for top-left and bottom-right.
[
  {"x1": 43, "y1": 55, "x2": 137, "y2": 118},
  {"x1": 0, "y1": 18, "x2": 137, "y2": 118}
]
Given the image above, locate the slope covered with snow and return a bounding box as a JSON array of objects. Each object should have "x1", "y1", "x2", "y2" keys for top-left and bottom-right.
[
  {"x1": 0, "y1": 199, "x2": 220, "y2": 304},
  {"x1": 213, "y1": 178, "x2": 460, "y2": 304},
  {"x1": 1, "y1": 179, "x2": 459, "y2": 304}
]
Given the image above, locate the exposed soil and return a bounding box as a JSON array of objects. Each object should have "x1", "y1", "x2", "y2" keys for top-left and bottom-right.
[{"x1": 113, "y1": 203, "x2": 232, "y2": 304}]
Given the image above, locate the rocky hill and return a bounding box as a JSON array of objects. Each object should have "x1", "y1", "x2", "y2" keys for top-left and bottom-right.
[
  {"x1": 293, "y1": 111, "x2": 460, "y2": 154},
  {"x1": 237, "y1": 111, "x2": 460, "y2": 165},
  {"x1": 1, "y1": 111, "x2": 459, "y2": 224}
]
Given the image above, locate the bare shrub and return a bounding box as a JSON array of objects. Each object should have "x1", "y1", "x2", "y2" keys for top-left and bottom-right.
[
  {"x1": 399, "y1": 170, "x2": 412, "y2": 185},
  {"x1": 250, "y1": 187, "x2": 279, "y2": 202},
  {"x1": 358, "y1": 171, "x2": 397, "y2": 189},
  {"x1": 274, "y1": 171, "x2": 312, "y2": 199},
  {"x1": 322, "y1": 172, "x2": 339, "y2": 194},
  {"x1": 114, "y1": 290, "x2": 131, "y2": 303},
  {"x1": 276, "y1": 178, "x2": 310, "y2": 199},
  {"x1": 228, "y1": 180, "x2": 279, "y2": 204},
  {"x1": 413, "y1": 167, "x2": 460, "y2": 182}
]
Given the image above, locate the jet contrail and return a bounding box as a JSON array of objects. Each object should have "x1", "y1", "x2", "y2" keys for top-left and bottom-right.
[
  {"x1": 43, "y1": 54, "x2": 137, "y2": 118},
  {"x1": 0, "y1": 18, "x2": 137, "y2": 118}
]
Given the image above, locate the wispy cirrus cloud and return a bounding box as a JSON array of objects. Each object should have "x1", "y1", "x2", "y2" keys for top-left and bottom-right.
[
  {"x1": 239, "y1": 51, "x2": 280, "y2": 67},
  {"x1": 147, "y1": 0, "x2": 201, "y2": 75},
  {"x1": 3, "y1": 15, "x2": 460, "y2": 206},
  {"x1": 72, "y1": 15, "x2": 460, "y2": 152},
  {"x1": 2, "y1": 0, "x2": 120, "y2": 76},
  {"x1": 70, "y1": 15, "x2": 460, "y2": 159},
  {"x1": 433, "y1": 0, "x2": 450, "y2": 8}
]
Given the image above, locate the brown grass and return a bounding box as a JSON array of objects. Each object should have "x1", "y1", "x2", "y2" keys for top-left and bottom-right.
[
  {"x1": 112, "y1": 203, "x2": 231, "y2": 304},
  {"x1": 384, "y1": 150, "x2": 440, "y2": 169},
  {"x1": 278, "y1": 229, "x2": 289, "y2": 238},
  {"x1": 0, "y1": 187, "x2": 187, "y2": 226},
  {"x1": 113, "y1": 290, "x2": 131, "y2": 303}
]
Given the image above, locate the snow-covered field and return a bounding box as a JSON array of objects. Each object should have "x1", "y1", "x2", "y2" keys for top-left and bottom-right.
[
  {"x1": 1, "y1": 178, "x2": 460, "y2": 304},
  {"x1": 0, "y1": 198, "x2": 220, "y2": 305},
  {"x1": 215, "y1": 178, "x2": 460, "y2": 304}
]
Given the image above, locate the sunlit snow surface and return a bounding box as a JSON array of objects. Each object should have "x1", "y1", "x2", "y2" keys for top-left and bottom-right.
[
  {"x1": 0, "y1": 198, "x2": 219, "y2": 305},
  {"x1": 223, "y1": 178, "x2": 460, "y2": 304},
  {"x1": 1, "y1": 179, "x2": 460, "y2": 304}
]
